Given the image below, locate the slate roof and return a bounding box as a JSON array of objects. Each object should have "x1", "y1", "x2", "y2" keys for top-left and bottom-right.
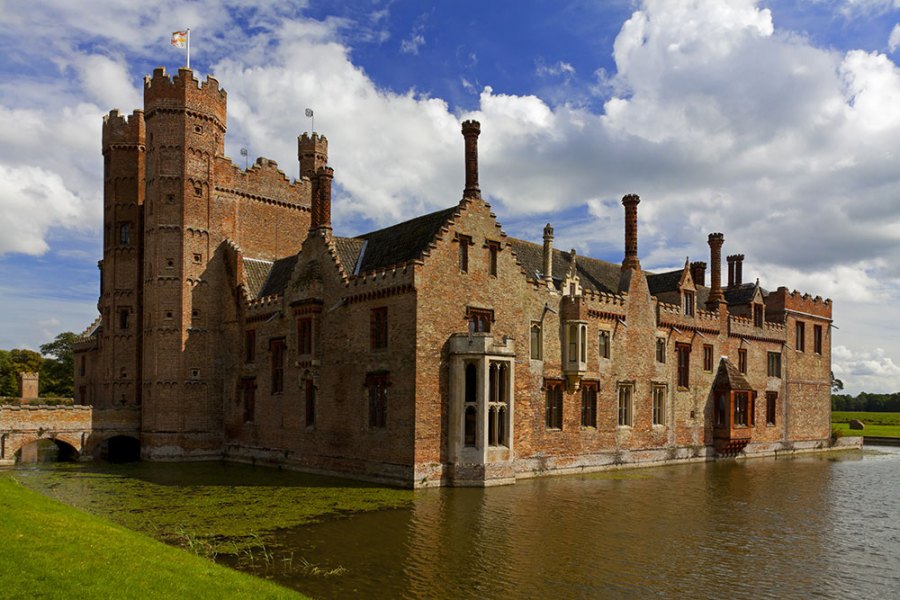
[
  {"x1": 505, "y1": 238, "x2": 621, "y2": 293},
  {"x1": 724, "y1": 283, "x2": 759, "y2": 306},
  {"x1": 647, "y1": 269, "x2": 684, "y2": 296},
  {"x1": 258, "y1": 255, "x2": 299, "y2": 298},
  {"x1": 243, "y1": 258, "x2": 274, "y2": 298},
  {"x1": 333, "y1": 237, "x2": 365, "y2": 274},
  {"x1": 713, "y1": 357, "x2": 753, "y2": 390},
  {"x1": 354, "y1": 206, "x2": 458, "y2": 274}
]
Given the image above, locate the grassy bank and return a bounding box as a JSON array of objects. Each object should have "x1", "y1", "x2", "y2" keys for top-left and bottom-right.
[
  {"x1": 832, "y1": 411, "x2": 900, "y2": 438},
  {"x1": 0, "y1": 476, "x2": 304, "y2": 599}
]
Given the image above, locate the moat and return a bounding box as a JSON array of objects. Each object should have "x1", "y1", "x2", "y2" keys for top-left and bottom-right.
[{"x1": 9, "y1": 448, "x2": 900, "y2": 599}]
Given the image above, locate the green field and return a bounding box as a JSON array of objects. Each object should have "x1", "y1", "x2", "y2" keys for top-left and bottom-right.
[
  {"x1": 0, "y1": 476, "x2": 304, "y2": 599},
  {"x1": 832, "y1": 411, "x2": 900, "y2": 438}
]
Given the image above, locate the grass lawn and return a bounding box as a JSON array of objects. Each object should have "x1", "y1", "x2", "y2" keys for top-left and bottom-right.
[
  {"x1": 832, "y1": 411, "x2": 900, "y2": 438},
  {"x1": 0, "y1": 476, "x2": 304, "y2": 599}
]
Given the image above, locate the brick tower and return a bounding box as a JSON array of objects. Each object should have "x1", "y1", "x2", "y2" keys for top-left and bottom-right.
[
  {"x1": 98, "y1": 108, "x2": 145, "y2": 408},
  {"x1": 140, "y1": 67, "x2": 227, "y2": 457}
]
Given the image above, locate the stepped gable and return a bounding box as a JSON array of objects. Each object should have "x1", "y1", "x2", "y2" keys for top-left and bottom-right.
[
  {"x1": 713, "y1": 357, "x2": 752, "y2": 390},
  {"x1": 353, "y1": 206, "x2": 458, "y2": 274},
  {"x1": 647, "y1": 269, "x2": 683, "y2": 296},
  {"x1": 333, "y1": 237, "x2": 365, "y2": 274},
  {"x1": 506, "y1": 238, "x2": 620, "y2": 293},
  {"x1": 258, "y1": 255, "x2": 300, "y2": 298}
]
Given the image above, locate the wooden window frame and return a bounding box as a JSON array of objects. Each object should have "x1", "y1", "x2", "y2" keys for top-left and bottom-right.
[
  {"x1": 466, "y1": 307, "x2": 493, "y2": 334},
  {"x1": 530, "y1": 321, "x2": 542, "y2": 360},
  {"x1": 796, "y1": 321, "x2": 806, "y2": 352},
  {"x1": 599, "y1": 330, "x2": 611, "y2": 360},
  {"x1": 656, "y1": 338, "x2": 666, "y2": 363},
  {"x1": 766, "y1": 392, "x2": 777, "y2": 426},
  {"x1": 487, "y1": 240, "x2": 500, "y2": 277},
  {"x1": 544, "y1": 379, "x2": 564, "y2": 430},
  {"x1": 269, "y1": 338, "x2": 286, "y2": 395},
  {"x1": 617, "y1": 383, "x2": 633, "y2": 427},
  {"x1": 366, "y1": 372, "x2": 390, "y2": 428},
  {"x1": 652, "y1": 384, "x2": 666, "y2": 426},
  {"x1": 458, "y1": 234, "x2": 471, "y2": 273},
  {"x1": 683, "y1": 291, "x2": 695, "y2": 317},
  {"x1": 297, "y1": 318, "x2": 313, "y2": 355},
  {"x1": 581, "y1": 381, "x2": 598, "y2": 429},
  {"x1": 738, "y1": 348, "x2": 748, "y2": 374},
  {"x1": 676, "y1": 344, "x2": 691, "y2": 388},
  {"x1": 703, "y1": 344, "x2": 714, "y2": 372},
  {"x1": 813, "y1": 324, "x2": 823, "y2": 355},
  {"x1": 370, "y1": 307, "x2": 388, "y2": 351},
  {"x1": 767, "y1": 352, "x2": 781, "y2": 378}
]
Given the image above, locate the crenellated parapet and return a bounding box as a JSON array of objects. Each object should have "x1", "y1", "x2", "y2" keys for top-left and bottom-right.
[
  {"x1": 143, "y1": 67, "x2": 227, "y2": 130},
  {"x1": 102, "y1": 109, "x2": 145, "y2": 149},
  {"x1": 214, "y1": 155, "x2": 310, "y2": 210},
  {"x1": 765, "y1": 286, "x2": 833, "y2": 321},
  {"x1": 728, "y1": 313, "x2": 786, "y2": 342}
]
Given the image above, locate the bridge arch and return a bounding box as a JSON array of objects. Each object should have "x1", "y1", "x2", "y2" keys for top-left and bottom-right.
[
  {"x1": 88, "y1": 433, "x2": 141, "y2": 463},
  {"x1": 13, "y1": 435, "x2": 81, "y2": 464}
]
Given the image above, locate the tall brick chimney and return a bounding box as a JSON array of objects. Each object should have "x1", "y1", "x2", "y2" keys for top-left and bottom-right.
[
  {"x1": 727, "y1": 255, "x2": 736, "y2": 288},
  {"x1": 733, "y1": 254, "x2": 744, "y2": 287},
  {"x1": 621, "y1": 194, "x2": 641, "y2": 270},
  {"x1": 543, "y1": 223, "x2": 554, "y2": 285},
  {"x1": 461, "y1": 120, "x2": 481, "y2": 198},
  {"x1": 706, "y1": 233, "x2": 725, "y2": 307},
  {"x1": 311, "y1": 166, "x2": 333, "y2": 230},
  {"x1": 690, "y1": 261, "x2": 706, "y2": 287}
]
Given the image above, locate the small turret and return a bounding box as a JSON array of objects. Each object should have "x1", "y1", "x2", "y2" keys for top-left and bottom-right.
[
  {"x1": 143, "y1": 67, "x2": 226, "y2": 133},
  {"x1": 298, "y1": 133, "x2": 329, "y2": 181}
]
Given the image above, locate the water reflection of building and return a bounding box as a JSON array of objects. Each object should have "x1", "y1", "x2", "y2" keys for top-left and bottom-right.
[{"x1": 74, "y1": 68, "x2": 836, "y2": 487}]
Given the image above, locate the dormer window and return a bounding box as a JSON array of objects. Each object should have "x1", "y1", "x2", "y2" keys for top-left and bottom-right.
[
  {"x1": 753, "y1": 304, "x2": 764, "y2": 327},
  {"x1": 683, "y1": 291, "x2": 695, "y2": 316}
]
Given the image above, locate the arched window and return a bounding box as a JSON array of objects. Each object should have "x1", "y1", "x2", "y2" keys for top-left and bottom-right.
[{"x1": 464, "y1": 406, "x2": 477, "y2": 447}]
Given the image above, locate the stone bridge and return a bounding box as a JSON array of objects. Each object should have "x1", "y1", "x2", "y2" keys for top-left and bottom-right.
[{"x1": 0, "y1": 405, "x2": 141, "y2": 465}]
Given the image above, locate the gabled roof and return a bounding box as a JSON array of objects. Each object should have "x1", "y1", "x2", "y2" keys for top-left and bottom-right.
[
  {"x1": 242, "y1": 255, "x2": 299, "y2": 298},
  {"x1": 243, "y1": 258, "x2": 274, "y2": 298},
  {"x1": 258, "y1": 255, "x2": 299, "y2": 297},
  {"x1": 354, "y1": 206, "x2": 457, "y2": 274},
  {"x1": 647, "y1": 269, "x2": 683, "y2": 296},
  {"x1": 725, "y1": 282, "x2": 760, "y2": 306},
  {"x1": 505, "y1": 238, "x2": 620, "y2": 293},
  {"x1": 333, "y1": 237, "x2": 365, "y2": 274},
  {"x1": 713, "y1": 357, "x2": 752, "y2": 390}
]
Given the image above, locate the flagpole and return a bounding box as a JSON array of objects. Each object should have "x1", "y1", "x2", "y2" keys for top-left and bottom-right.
[{"x1": 186, "y1": 28, "x2": 191, "y2": 69}]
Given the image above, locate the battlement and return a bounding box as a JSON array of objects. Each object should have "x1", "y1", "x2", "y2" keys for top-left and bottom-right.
[
  {"x1": 143, "y1": 67, "x2": 227, "y2": 127},
  {"x1": 102, "y1": 109, "x2": 145, "y2": 148},
  {"x1": 766, "y1": 286, "x2": 832, "y2": 320},
  {"x1": 298, "y1": 133, "x2": 329, "y2": 180}
]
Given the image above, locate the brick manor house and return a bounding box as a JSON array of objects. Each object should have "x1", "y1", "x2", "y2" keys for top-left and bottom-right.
[{"x1": 74, "y1": 67, "x2": 834, "y2": 487}]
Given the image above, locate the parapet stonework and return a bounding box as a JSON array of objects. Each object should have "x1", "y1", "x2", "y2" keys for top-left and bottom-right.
[
  {"x1": 72, "y1": 68, "x2": 842, "y2": 488},
  {"x1": 18, "y1": 372, "x2": 39, "y2": 401}
]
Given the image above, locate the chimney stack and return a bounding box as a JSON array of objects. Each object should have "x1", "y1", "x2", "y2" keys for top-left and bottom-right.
[
  {"x1": 706, "y1": 233, "x2": 725, "y2": 307},
  {"x1": 621, "y1": 194, "x2": 641, "y2": 270},
  {"x1": 727, "y1": 255, "x2": 736, "y2": 288},
  {"x1": 311, "y1": 166, "x2": 333, "y2": 230},
  {"x1": 690, "y1": 261, "x2": 706, "y2": 287},
  {"x1": 461, "y1": 120, "x2": 481, "y2": 198},
  {"x1": 733, "y1": 254, "x2": 744, "y2": 287},
  {"x1": 543, "y1": 223, "x2": 554, "y2": 285}
]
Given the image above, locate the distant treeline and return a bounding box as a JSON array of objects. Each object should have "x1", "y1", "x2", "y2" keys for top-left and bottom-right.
[{"x1": 832, "y1": 392, "x2": 900, "y2": 412}]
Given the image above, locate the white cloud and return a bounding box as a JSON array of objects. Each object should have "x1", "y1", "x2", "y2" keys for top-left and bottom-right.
[
  {"x1": 536, "y1": 60, "x2": 576, "y2": 77},
  {"x1": 889, "y1": 23, "x2": 900, "y2": 52},
  {"x1": 833, "y1": 345, "x2": 900, "y2": 392},
  {"x1": 401, "y1": 32, "x2": 425, "y2": 55}
]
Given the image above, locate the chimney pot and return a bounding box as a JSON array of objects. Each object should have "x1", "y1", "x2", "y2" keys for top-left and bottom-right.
[
  {"x1": 706, "y1": 233, "x2": 725, "y2": 307},
  {"x1": 690, "y1": 261, "x2": 706, "y2": 287},
  {"x1": 311, "y1": 166, "x2": 334, "y2": 230},
  {"x1": 542, "y1": 223, "x2": 554, "y2": 284}
]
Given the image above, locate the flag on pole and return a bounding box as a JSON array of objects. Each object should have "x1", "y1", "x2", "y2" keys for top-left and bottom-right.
[
  {"x1": 305, "y1": 108, "x2": 314, "y2": 118},
  {"x1": 171, "y1": 31, "x2": 188, "y2": 48}
]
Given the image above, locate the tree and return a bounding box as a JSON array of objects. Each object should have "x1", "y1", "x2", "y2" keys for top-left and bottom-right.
[
  {"x1": 831, "y1": 371, "x2": 844, "y2": 393},
  {"x1": 0, "y1": 348, "x2": 44, "y2": 396},
  {"x1": 40, "y1": 332, "x2": 77, "y2": 398}
]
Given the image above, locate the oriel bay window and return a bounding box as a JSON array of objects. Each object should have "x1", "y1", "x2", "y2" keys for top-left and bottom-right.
[
  {"x1": 366, "y1": 372, "x2": 389, "y2": 428},
  {"x1": 733, "y1": 391, "x2": 750, "y2": 427}
]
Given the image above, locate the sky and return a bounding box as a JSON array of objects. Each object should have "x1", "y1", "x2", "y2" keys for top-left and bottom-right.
[{"x1": 0, "y1": 0, "x2": 899, "y2": 394}]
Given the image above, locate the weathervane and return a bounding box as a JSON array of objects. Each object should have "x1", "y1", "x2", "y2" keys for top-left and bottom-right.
[{"x1": 240, "y1": 147, "x2": 248, "y2": 170}]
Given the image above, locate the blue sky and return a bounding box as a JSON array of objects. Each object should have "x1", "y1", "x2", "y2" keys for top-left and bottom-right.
[{"x1": 1, "y1": 0, "x2": 899, "y2": 394}]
